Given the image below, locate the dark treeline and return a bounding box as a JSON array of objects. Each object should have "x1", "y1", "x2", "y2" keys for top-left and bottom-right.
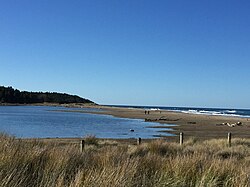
[{"x1": 0, "y1": 86, "x2": 94, "y2": 104}]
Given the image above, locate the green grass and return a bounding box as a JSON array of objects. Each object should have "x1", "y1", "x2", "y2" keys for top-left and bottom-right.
[{"x1": 0, "y1": 133, "x2": 249, "y2": 187}]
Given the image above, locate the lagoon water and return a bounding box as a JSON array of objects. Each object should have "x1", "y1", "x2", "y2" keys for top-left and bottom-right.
[{"x1": 0, "y1": 106, "x2": 174, "y2": 139}]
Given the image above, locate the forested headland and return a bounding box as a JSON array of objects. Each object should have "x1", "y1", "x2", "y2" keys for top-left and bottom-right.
[{"x1": 0, "y1": 86, "x2": 94, "y2": 104}]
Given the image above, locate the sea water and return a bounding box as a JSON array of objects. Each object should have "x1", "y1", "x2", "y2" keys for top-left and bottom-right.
[
  {"x1": 111, "y1": 105, "x2": 250, "y2": 118},
  {"x1": 0, "y1": 106, "x2": 174, "y2": 139}
]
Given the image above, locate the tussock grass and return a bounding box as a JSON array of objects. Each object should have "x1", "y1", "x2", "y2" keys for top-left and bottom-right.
[
  {"x1": 84, "y1": 134, "x2": 99, "y2": 146},
  {"x1": 0, "y1": 134, "x2": 249, "y2": 187}
]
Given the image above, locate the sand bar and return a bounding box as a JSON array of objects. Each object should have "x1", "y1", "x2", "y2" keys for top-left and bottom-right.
[{"x1": 57, "y1": 104, "x2": 250, "y2": 141}]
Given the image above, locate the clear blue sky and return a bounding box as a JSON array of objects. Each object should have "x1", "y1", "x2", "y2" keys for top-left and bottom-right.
[{"x1": 1, "y1": 0, "x2": 250, "y2": 108}]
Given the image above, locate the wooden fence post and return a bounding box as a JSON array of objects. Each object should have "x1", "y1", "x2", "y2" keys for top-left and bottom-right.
[
  {"x1": 180, "y1": 132, "x2": 184, "y2": 145},
  {"x1": 228, "y1": 132, "x2": 232, "y2": 147},
  {"x1": 80, "y1": 139, "x2": 85, "y2": 152},
  {"x1": 137, "y1": 137, "x2": 141, "y2": 145}
]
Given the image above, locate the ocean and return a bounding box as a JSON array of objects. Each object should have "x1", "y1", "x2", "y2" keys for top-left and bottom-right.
[{"x1": 109, "y1": 105, "x2": 250, "y2": 118}]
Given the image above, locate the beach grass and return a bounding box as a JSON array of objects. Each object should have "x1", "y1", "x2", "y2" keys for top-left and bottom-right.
[{"x1": 0, "y1": 133, "x2": 249, "y2": 187}]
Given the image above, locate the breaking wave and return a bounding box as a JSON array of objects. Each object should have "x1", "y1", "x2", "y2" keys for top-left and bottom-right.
[{"x1": 180, "y1": 109, "x2": 244, "y2": 117}]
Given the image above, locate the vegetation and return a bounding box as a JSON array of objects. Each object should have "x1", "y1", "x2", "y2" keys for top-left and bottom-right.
[
  {"x1": 0, "y1": 86, "x2": 94, "y2": 104},
  {"x1": 84, "y1": 134, "x2": 99, "y2": 145},
  {"x1": 0, "y1": 133, "x2": 249, "y2": 187}
]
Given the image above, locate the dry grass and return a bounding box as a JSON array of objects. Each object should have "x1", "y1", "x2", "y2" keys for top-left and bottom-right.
[{"x1": 0, "y1": 133, "x2": 249, "y2": 187}]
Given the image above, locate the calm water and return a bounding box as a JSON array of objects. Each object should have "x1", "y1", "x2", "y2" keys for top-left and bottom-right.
[{"x1": 0, "y1": 106, "x2": 174, "y2": 139}]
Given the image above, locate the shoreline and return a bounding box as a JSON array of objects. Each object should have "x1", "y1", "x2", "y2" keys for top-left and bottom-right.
[
  {"x1": 53, "y1": 104, "x2": 250, "y2": 141},
  {"x1": 1, "y1": 103, "x2": 250, "y2": 142}
]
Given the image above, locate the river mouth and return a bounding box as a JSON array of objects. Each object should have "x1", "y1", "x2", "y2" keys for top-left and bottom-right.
[{"x1": 0, "y1": 106, "x2": 176, "y2": 139}]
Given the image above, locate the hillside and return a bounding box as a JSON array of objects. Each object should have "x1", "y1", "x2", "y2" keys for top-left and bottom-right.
[{"x1": 0, "y1": 86, "x2": 94, "y2": 104}]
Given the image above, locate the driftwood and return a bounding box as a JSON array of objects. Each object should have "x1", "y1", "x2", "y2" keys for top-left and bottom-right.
[
  {"x1": 217, "y1": 122, "x2": 242, "y2": 127},
  {"x1": 159, "y1": 117, "x2": 181, "y2": 121},
  {"x1": 145, "y1": 117, "x2": 181, "y2": 122},
  {"x1": 145, "y1": 118, "x2": 158, "y2": 122}
]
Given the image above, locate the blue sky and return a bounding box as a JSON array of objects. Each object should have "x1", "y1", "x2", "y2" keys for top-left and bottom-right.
[{"x1": 1, "y1": 0, "x2": 250, "y2": 108}]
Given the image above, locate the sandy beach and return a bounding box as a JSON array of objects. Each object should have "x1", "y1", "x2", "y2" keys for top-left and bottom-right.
[
  {"x1": 58, "y1": 104, "x2": 250, "y2": 142},
  {"x1": 2, "y1": 103, "x2": 249, "y2": 143}
]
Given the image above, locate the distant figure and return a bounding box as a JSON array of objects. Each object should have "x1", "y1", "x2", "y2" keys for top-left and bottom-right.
[
  {"x1": 145, "y1": 110, "x2": 147, "y2": 114},
  {"x1": 148, "y1": 111, "x2": 150, "y2": 115}
]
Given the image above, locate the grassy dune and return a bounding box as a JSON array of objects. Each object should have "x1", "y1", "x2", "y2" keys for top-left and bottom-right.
[{"x1": 0, "y1": 134, "x2": 249, "y2": 187}]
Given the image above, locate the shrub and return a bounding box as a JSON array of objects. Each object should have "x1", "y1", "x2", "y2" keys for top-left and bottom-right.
[{"x1": 84, "y1": 134, "x2": 99, "y2": 146}]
